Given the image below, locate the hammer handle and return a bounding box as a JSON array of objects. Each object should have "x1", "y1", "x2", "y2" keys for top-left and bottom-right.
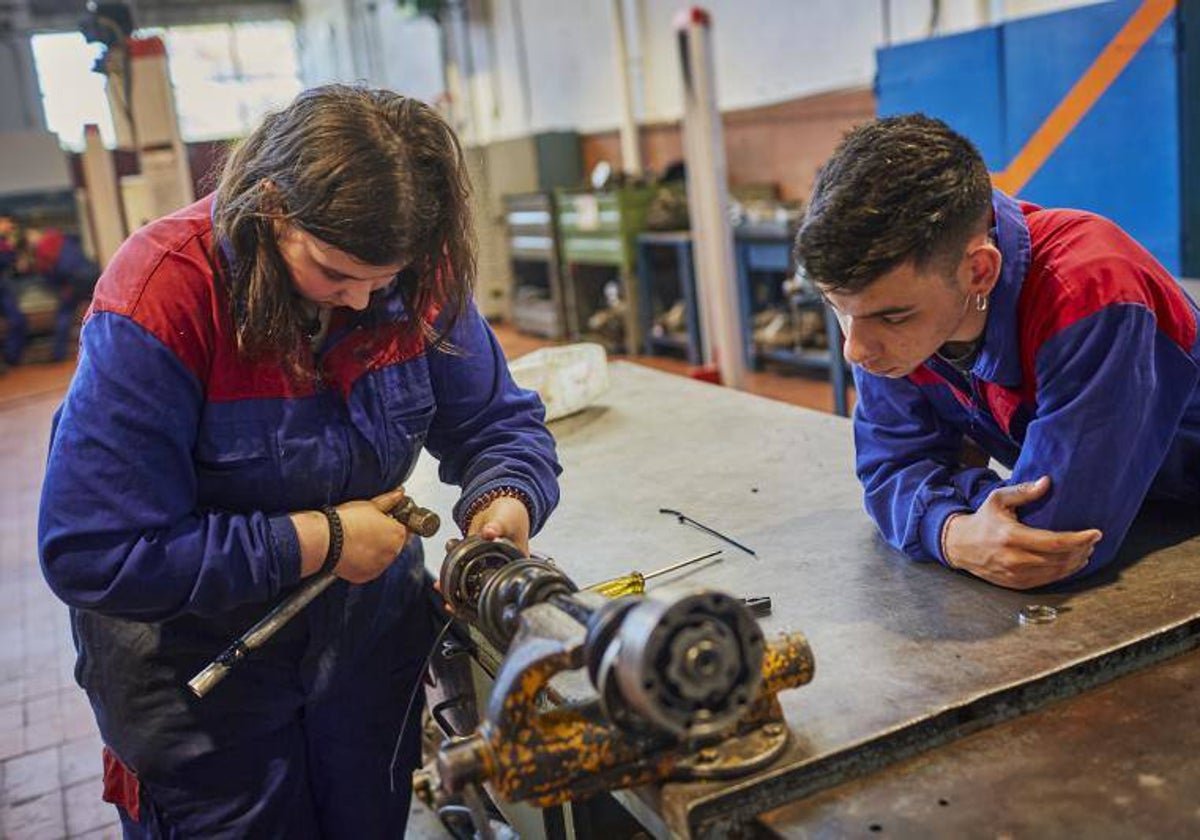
[
  {"x1": 188, "y1": 571, "x2": 338, "y2": 698},
  {"x1": 188, "y1": 499, "x2": 439, "y2": 698}
]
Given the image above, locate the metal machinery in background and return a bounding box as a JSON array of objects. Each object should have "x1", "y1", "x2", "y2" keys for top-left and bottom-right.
[
  {"x1": 732, "y1": 226, "x2": 850, "y2": 417},
  {"x1": 635, "y1": 230, "x2": 702, "y2": 364},
  {"x1": 465, "y1": 133, "x2": 582, "y2": 323},
  {"x1": 503, "y1": 191, "x2": 573, "y2": 340},
  {"x1": 555, "y1": 186, "x2": 655, "y2": 354},
  {"x1": 425, "y1": 537, "x2": 814, "y2": 832}
]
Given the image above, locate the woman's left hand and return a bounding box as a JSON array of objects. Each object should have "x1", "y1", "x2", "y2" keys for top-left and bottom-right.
[{"x1": 468, "y1": 495, "x2": 531, "y2": 554}]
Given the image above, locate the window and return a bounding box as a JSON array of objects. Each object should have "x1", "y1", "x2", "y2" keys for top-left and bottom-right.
[
  {"x1": 31, "y1": 32, "x2": 115, "y2": 151},
  {"x1": 32, "y1": 20, "x2": 303, "y2": 151},
  {"x1": 160, "y1": 21, "x2": 303, "y2": 142}
]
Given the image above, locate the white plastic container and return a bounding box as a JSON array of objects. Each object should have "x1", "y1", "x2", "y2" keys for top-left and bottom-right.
[{"x1": 508, "y1": 343, "x2": 609, "y2": 422}]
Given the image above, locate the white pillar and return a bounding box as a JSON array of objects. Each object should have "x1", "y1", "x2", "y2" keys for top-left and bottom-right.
[
  {"x1": 675, "y1": 7, "x2": 745, "y2": 390},
  {"x1": 104, "y1": 36, "x2": 194, "y2": 219},
  {"x1": 80, "y1": 124, "x2": 127, "y2": 266},
  {"x1": 611, "y1": 0, "x2": 643, "y2": 177}
]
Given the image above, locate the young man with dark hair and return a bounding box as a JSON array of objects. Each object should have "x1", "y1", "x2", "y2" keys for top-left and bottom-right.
[{"x1": 796, "y1": 114, "x2": 1200, "y2": 589}]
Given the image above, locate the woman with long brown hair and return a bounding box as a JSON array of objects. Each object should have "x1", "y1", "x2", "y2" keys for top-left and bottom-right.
[{"x1": 39, "y1": 84, "x2": 560, "y2": 837}]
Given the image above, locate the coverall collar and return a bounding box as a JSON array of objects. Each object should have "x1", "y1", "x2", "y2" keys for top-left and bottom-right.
[{"x1": 969, "y1": 187, "x2": 1032, "y2": 388}]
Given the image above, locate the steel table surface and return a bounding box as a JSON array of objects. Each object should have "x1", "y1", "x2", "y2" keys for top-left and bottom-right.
[
  {"x1": 405, "y1": 361, "x2": 1200, "y2": 837},
  {"x1": 757, "y1": 643, "x2": 1200, "y2": 837}
]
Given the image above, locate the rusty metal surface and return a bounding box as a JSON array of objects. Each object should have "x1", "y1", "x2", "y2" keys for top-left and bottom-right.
[
  {"x1": 438, "y1": 566, "x2": 815, "y2": 809},
  {"x1": 406, "y1": 363, "x2": 1200, "y2": 836},
  {"x1": 758, "y1": 644, "x2": 1200, "y2": 838}
]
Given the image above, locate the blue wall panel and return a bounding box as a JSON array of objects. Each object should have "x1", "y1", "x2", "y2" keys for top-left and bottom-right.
[
  {"x1": 876, "y1": 27, "x2": 1007, "y2": 170},
  {"x1": 876, "y1": 0, "x2": 1182, "y2": 274},
  {"x1": 1005, "y1": 0, "x2": 1180, "y2": 272}
]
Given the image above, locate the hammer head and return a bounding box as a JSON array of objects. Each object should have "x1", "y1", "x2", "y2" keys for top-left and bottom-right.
[{"x1": 391, "y1": 497, "x2": 442, "y2": 538}]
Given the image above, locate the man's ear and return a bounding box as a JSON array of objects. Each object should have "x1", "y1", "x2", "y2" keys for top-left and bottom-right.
[{"x1": 966, "y1": 240, "x2": 1001, "y2": 296}]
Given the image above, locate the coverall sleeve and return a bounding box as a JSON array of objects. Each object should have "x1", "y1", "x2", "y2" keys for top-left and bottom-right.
[
  {"x1": 853, "y1": 365, "x2": 1004, "y2": 563},
  {"x1": 1006, "y1": 304, "x2": 1199, "y2": 573},
  {"x1": 423, "y1": 303, "x2": 562, "y2": 534},
  {"x1": 38, "y1": 313, "x2": 301, "y2": 621}
]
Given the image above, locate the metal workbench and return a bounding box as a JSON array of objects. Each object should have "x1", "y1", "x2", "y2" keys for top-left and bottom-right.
[{"x1": 406, "y1": 361, "x2": 1200, "y2": 838}]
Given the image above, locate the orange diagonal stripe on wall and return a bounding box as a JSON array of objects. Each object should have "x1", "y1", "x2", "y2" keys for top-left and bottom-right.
[{"x1": 993, "y1": 0, "x2": 1177, "y2": 195}]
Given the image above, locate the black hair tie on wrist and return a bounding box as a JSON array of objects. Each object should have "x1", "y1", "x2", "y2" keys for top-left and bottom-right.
[{"x1": 320, "y1": 506, "x2": 344, "y2": 575}]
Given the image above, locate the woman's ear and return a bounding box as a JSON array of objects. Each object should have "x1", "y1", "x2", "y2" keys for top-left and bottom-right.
[
  {"x1": 258, "y1": 181, "x2": 287, "y2": 240},
  {"x1": 258, "y1": 180, "x2": 285, "y2": 214}
]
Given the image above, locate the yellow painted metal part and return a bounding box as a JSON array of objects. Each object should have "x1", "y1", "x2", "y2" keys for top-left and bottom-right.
[
  {"x1": 762, "y1": 631, "x2": 816, "y2": 696},
  {"x1": 455, "y1": 630, "x2": 815, "y2": 806}
]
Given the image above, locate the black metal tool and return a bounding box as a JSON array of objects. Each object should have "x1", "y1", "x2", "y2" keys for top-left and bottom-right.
[
  {"x1": 658, "y1": 508, "x2": 757, "y2": 557},
  {"x1": 740, "y1": 596, "x2": 772, "y2": 618}
]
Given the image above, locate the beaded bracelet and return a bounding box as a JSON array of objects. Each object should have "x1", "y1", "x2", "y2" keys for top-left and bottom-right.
[
  {"x1": 458, "y1": 486, "x2": 534, "y2": 533},
  {"x1": 320, "y1": 506, "x2": 344, "y2": 575}
]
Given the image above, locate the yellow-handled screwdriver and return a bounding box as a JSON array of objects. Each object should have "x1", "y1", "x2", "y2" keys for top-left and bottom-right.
[{"x1": 585, "y1": 550, "x2": 723, "y2": 598}]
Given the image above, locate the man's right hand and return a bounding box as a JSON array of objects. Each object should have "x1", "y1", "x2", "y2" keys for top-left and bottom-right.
[
  {"x1": 294, "y1": 487, "x2": 411, "y2": 583},
  {"x1": 942, "y1": 476, "x2": 1102, "y2": 589}
]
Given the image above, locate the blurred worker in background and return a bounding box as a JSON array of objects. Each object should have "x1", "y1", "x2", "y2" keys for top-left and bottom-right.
[
  {"x1": 18, "y1": 225, "x2": 101, "y2": 362},
  {"x1": 0, "y1": 217, "x2": 27, "y2": 369}
]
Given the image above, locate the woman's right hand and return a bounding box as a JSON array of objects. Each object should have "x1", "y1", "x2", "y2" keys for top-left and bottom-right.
[{"x1": 293, "y1": 487, "x2": 411, "y2": 583}]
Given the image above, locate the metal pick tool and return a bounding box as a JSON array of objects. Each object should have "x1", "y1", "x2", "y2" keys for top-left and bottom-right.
[{"x1": 659, "y1": 508, "x2": 757, "y2": 557}]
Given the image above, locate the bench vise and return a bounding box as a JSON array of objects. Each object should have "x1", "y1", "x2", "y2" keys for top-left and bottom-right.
[{"x1": 431, "y1": 537, "x2": 815, "y2": 809}]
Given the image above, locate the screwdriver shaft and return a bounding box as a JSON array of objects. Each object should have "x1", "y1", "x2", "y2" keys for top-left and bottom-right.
[{"x1": 642, "y1": 549, "x2": 723, "y2": 581}]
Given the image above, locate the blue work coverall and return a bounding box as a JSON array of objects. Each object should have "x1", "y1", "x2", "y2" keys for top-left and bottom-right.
[
  {"x1": 38, "y1": 195, "x2": 561, "y2": 837},
  {"x1": 854, "y1": 189, "x2": 1200, "y2": 576}
]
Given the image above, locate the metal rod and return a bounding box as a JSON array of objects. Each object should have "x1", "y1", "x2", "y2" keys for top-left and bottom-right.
[
  {"x1": 643, "y1": 549, "x2": 723, "y2": 581},
  {"x1": 658, "y1": 508, "x2": 757, "y2": 556}
]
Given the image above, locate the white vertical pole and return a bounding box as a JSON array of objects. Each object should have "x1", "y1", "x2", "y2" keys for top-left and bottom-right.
[
  {"x1": 109, "y1": 37, "x2": 194, "y2": 218},
  {"x1": 443, "y1": 0, "x2": 479, "y2": 148},
  {"x1": 80, "y1": 124, "x2": 127, "y2": 267},
  {"x1": 675, "y1": 7, "x2": 744, "y2": 389},
  {"x1": 611, "y1": 0, "x2": 643, "y2": 177}
]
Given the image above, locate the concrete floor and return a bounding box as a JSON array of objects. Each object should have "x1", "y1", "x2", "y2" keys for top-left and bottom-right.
[{"x1": 0, "y1": 324, "x2": 845, "y2": 838}]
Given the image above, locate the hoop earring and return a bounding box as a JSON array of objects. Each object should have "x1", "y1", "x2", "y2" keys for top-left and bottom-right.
[{"x1": 976, "y1": 293, "x2": 988, "y2": 312}]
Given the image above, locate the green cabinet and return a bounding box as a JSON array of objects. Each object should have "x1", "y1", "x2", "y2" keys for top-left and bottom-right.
[{"x1": 555, "y1": 187, "x2": 654, "y2": 353}]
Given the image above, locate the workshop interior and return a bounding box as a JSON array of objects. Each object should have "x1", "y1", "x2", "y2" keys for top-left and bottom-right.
[{"x1": 2, "y1": 0, "x2": 1200, "y2": 838}]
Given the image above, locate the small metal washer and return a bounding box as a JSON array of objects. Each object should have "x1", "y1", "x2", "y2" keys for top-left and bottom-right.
[{"x1": 1018, "y1": 604, "x2": 1059, "y2": 625}]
